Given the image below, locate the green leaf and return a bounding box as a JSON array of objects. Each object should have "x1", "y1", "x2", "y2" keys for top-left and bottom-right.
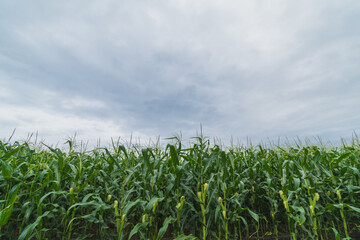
[
  {"x1": 344, "y1": 203, "x2": 360, "y2": 213},
  {"x1": 142, "y1": 149, "x2": 151, "y2": 172},
  {"x1": 118, "y1": 145, "x2": 128, "y2": 159},
  {"x1": 239, "y1": 215, "x2": 249, "y2": 237},
  {"x1": 39, "y1": 191, "x2": 66, "y2": 206},
  {"x1": 1, "y1": 161, "x2": 12, "y2": 179},
  {"x1": 129, "y1": 222, "x2": 148, "y2": 239},
  {"x1": 324, "y1": 203, "x2": 344, "y2": 211},
  {"x1": 156, "y1": 217, "x2": 176, "y2": 240},
  {"x1": 0, "y1": 147, "x2": 20, "y2": 160},
  {"x1": 123, "y1": 199, "x2": 145, "y2": 215},
  {"x1": 0, "y1": 185, "x2": 19, "y2": 227},
  {"x1": 170, "y1": 145, "x2": 179, "y2": 167},
  {"x1": 67, "y1": 201, "x2": 98, "y2": 212},
  {"x1": 105, "y1": 148, "x2": 121, "y2": 169},
  {"x1": 173, "y1": 234, "x2": 197, "y2": 240},
  {"x1": 18, "y1": 211, "x2": 51, "y2": 240},
  {"x1": 7, "y1": 184, "x2": 19, "y2": 206},
  {"x1": 291, "y1": 205, "x2": 306, "y2": 225},
  {"x1": 145, "y1": 197, "x2": 164, "y2": 212},
  {"x1": 246, "y1": 208, "x2": 259, "y2": 222},
  {"x1": 332, "y1": 152, "x2": 351, "y2": 165},
  {"x1": 332, "y1": 228, "x2": 341, "y2": 240}
]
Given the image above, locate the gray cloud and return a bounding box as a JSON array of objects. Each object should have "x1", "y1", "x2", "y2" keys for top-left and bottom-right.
[{"x1": 1, "y1": 0, "x2": 360, "y2": 146}]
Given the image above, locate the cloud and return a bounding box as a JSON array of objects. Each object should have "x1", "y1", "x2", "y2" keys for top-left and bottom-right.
[{"x1": 1, "y1": 0, "x2": 359, "y2": 145}]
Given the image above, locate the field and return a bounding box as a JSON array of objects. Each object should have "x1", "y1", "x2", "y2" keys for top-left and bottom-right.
[{"x1": 1, "y1": 136, "x2": 360, "y2": 239}]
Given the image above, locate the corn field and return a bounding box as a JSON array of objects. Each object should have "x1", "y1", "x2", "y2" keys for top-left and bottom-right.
[{"x1": 1, "y1": 136, "x2": 360, "y2": 239}]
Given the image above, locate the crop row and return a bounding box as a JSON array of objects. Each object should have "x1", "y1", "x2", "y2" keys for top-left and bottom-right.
[{"x1": 1, "y1": 137, "x2": 360, "y2": 239}]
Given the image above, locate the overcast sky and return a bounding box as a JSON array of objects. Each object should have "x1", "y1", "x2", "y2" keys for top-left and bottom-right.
[{"x1": 1, "y1": 1, "x2": 360, "y2": 146}]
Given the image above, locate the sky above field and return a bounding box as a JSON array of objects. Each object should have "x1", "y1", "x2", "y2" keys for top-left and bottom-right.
[{"x1": 1, "y1": 1, "x2": 360, "y2": 147}]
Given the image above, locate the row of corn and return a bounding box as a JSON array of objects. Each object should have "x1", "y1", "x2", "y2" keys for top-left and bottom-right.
[{"x1": 0, "y1": 137, "x2": 360, "y2": 239}]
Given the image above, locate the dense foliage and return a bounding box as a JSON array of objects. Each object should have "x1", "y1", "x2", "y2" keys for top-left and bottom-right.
[{"x1": 1, "y1": 137, "x2": 360, "y2": 239}]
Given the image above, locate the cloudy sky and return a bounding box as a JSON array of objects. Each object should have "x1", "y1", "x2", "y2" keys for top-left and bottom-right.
[{"x1": 1, "y1": 1, "x2": 360, "y2": 146}]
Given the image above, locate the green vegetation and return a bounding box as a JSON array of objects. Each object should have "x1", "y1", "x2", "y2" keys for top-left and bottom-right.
[{"x1": 1, "y1": 135, "x2": 360, "y2": 239}]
